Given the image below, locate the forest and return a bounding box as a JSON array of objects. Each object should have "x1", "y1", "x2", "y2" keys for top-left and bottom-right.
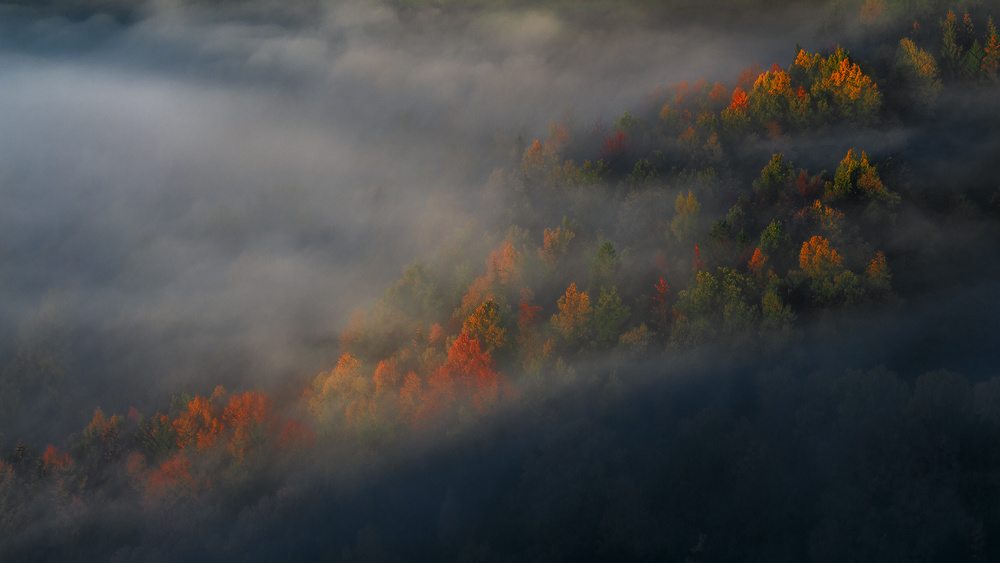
[{"x1": 2, "y1": 0, "x2": 1000, "y2": 560}]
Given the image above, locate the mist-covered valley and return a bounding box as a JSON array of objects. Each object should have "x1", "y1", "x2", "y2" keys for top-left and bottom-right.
[{"x1": 2, "y1": 0, "x2": 1000, "y2": 560}]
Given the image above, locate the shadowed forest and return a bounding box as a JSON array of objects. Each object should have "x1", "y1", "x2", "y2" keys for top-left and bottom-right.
[{"x1": 2, "y1": 0, "x2": 1000, "y2": 560}]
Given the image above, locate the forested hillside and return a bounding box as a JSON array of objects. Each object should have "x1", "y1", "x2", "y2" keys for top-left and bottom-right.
[{"x1": 2, "y1": 0, "x2": 1000, "y2": 560}]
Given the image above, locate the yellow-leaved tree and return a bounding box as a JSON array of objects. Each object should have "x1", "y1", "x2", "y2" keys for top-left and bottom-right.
[{"x1": 551, "y1": 283, "x2": 592, "y2": 346}]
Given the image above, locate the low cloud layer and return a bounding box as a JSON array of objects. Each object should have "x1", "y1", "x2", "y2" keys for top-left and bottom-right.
[{"x1": 0, "y1": 1, "x2": 846, "y2": 431}]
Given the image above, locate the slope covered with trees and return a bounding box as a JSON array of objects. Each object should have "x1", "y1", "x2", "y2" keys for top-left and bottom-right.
[{"x1": 2, "y1": 1, "x2": 1000, "y2": 560}]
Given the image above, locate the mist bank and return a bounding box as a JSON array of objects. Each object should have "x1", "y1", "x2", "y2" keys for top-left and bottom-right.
[
  {"x1": 0, "y1": 0, "x2": 850, "y2": 440},
  {"x1": 0, "y1": 0, "x2": 996, "y2": 443}
]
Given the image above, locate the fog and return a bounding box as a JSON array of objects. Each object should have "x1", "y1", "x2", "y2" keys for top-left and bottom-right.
[
  {"x1": 3, "y1": 0, "x2": 1000, "y2": 560},
  {"x1": 0, "y1": 0, "x2": 836, "y2": 433}
]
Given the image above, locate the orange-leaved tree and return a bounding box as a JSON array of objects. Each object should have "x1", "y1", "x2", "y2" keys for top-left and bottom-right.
[
  {"x1": 551, "y1": 283, "x2": 592, "y2": 346},
  {"x1": 223, "y1": 390, "x2": 274, "y2": 461},
  {"x1": 538, "y1": 218, "x2": 577, "y2": 270},
  {"x1": 308, "y1": 353, "x2": 364, "y2": 432},
  {"x1": 462, "y1": 298, "x2": 508, "y2": 355},
  {"x1": 826, "y1": 149, "x2": 899, "y2": 204},
  {"x1": 373, "y1": 359, "x2": 400, "y2": 397},
  {"x1": 651, "y1": 278, "x2": 671, "y2": 334},
  {"x1": 748, "y1": 248, "x2": 768, "y2": 277},
  {"x1": 486, "y1": 240, "x2": 524, "y2": 288},
  {"x1": 799, "y1": 235, "x2": 843, "y2": 280},
  {"x1": 172, "y1": 386, "x2": 226, "y2": 451},
  {"x1": 428, "y1": 332, "x2": 506, "y2": 415},
  {"x1": 83, "y1": 407, "x2": 125, "y2": 461},
  {"x1": 984, "y1": 18, "x2": 1000, "y2": 80}
]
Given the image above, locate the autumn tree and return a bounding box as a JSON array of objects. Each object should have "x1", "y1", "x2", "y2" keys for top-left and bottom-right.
[
  {"x1": 659, "y1": 102, "x2": 678, "y2": 127},
  {"x1": 895, "y1": 37, "x2": 941, "y2": 115},
  {"x1": 677, "y1": 127, "x2": 700, "y2": 155},
  {"x1": 522, "y1": 138, "x2": 557, "y2": 183},
  {"x1": 671, "y1": 190, "x2": 701, "y2": 240},
  {"x1": 430, "y1": 332, "x2": 506, "y2": 414},
  {"x1": 551, "y1": 283, "x2": 592, "y2": 346},
  {"x1": 538, "y1": 217, "x2": 577, "y2": 270},
  {"x1": 960, "y1": 11, "x2": 975, "y2": 49},
  {"x1": 826, "y1": 149, "x2": 899, "y2": 205},
  {"x1": 223, "y1": 390, "x2": 274, "y2": 461},
  {"x1": 42, "y1": 444, "x2": 72, "y2": 474},
  {"x1": 720, "y1": 86, "x2": 750, "y2": 131},
  {"x1": 308, "y1": 353, "x2": 364, "y2": 431},
  {"x1": 794, "y1": 169, "x2": 824, "y2": 201},
  {"x1": 83, "y1": 408, "x2": 125, "y2": 461},
  {"x1": 701, "y1": 132, "x2": 723, "y2": 164},
  {"x1": 521, "y1": 123, "x2": 574, "y2": 184},
  {"x1": 486, "y1": 240, "x2": 523, "y2": 289},
  {"x1": 983, "y1": 17, "x2": 1000, "y2": 81},
  {"x1": 799, "y1": 235, "x2": 843, "y2": 280},
  {"x1": 517, "y1": 291, "x2": 542, "y2": 335},
  {"x1": 941, "y1": 11, "x2": 963, "y2": 77},
  {"x1": 453, "y1": 274, "x2": 500, "y2": 326},
  {"x1": 173, "y1": 386, "x2": 226, "y2": 451},
  {"x1": 748, "y1": 65, "x2": 794, "y2": 126},
  {"x1": 650, "y1": 278, "x2": 671, "y2": 334},
  {"x1": 548, "y1": 121, "x2": 572, "y2": 151},
  {"x1": 618, "y1": 324, "x2": 653, "y2": 350},
  {"x1": 799, "y1": 235, "x2": 863, "y2": 305},
  {"x1": 748, "y1": 248, "x2": 768, "y2": 277},
  {"x1": 708, "y1": 81, "x2": 730, "y2": 111},
  {"x1": 139, "y1": 455, "x2": 198, "y2": 503},
  {"x1": 373, "y1": 359, "x2": 400, "y2": 397},
  {"x1": 692, "y1": 245, "x2": 708, "y2": 273},
  {"x1": 788, "y1": 47, "x2": 881, "y2": 125},
  {"x1": 865, "y1": 250, "x2": 892, "y2": 296},
  {"x1": 452, "y1": 236, "x2": 526, "y2": 324},
  {"x1": 809, "y1": 47, "x2": 881, "y2": 123},
  {"x1": 599, "y1": 131, "x2": 632, "y2": 162},
  {"x1": 461, "y1": 298, "x2": 508, "y2": 355},
  {"x1": 798, "y1": 199, "x2": 846, "y2": 242}
]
